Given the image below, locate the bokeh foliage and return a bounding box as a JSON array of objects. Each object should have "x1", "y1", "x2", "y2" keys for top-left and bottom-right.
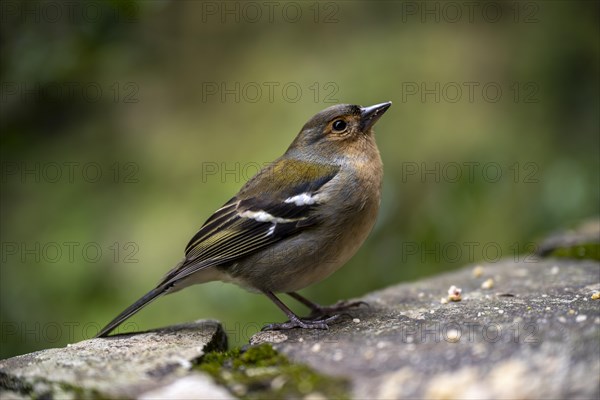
[{"x1": 1, "y1": 1, "x2": 598, "y2": 358}]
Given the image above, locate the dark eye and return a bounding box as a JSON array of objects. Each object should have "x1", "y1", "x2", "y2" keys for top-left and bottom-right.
[{"x1": 332, "y1": 119, "x2": 347, "y2": 132}]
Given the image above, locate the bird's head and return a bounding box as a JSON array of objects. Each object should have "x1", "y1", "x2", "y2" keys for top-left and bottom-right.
[{"x1": 285, "y1": 102, "x2": 392, "y2": 161}]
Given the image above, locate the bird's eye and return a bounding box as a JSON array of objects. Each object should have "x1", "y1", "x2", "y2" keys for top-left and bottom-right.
[{"x1": 332, "y1": 119, "x2": 347, "y2": 132}]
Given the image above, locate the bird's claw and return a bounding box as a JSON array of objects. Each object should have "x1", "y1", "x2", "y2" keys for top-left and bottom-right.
[
  {"x1": 262, "y1": 314, "x2": 341, "y2": 331},
  {"x1": 307, "y1": 300, "x2": 369, "y2": 319}
]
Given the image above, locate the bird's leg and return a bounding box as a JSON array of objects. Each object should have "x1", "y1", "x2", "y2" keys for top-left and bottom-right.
[
  {"x1": 287, "y1": 292, "x2": 368, "y2": 319},
  {"x1": 261, "y1": 291, "x2": 341, "y2": 331}
]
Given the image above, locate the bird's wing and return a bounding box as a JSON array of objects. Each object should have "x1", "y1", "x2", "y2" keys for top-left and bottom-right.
[{"x1": 157, "y1": 159, "x2": 340, "y2": 287}]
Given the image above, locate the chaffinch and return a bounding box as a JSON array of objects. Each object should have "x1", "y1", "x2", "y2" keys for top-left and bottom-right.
[{"x1": 97, "y1": 101, "x2": 391, "y2": 336}]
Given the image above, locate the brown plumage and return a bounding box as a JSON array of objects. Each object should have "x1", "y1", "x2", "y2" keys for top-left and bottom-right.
[{"x1": 97, "y1": 102, "x2": 391, "y2": 337}]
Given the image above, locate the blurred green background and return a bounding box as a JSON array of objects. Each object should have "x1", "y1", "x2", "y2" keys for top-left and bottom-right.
[{"x1": 1, "y1": 1, "x2": 598, "y2": 359}]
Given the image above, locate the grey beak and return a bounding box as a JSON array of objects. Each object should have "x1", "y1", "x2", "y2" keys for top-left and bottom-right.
[{"x1": 360, "y1": 101, "x2": 392, "y2": 131}]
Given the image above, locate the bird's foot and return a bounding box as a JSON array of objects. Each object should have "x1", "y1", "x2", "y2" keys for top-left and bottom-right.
[
  {"x1": 307, "y1": 300, "x2": 369, "y2": 320},
  {"x1": 262, "y1": 314, "x2": 341, "y2": 331}
]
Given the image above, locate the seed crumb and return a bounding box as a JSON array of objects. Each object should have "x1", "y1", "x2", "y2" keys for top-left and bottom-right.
[
  {"x1": 576, "y1": 315, "x2": 587, "y2": 323},
  {"x1": 447, "y1": 285, "x2": 462, "y2": 302},
  {"x1": 481, "y1": 278, "x2": 494, "y2": 290}
]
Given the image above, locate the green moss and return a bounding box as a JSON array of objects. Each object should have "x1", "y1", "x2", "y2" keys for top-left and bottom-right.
[
  {"x1": 56, "y1": 382, "x2": 105, "y2": 400},
  {"x1": 196, "y1": 344, "x2": 349, "y2": 399},
  {"x1": 0, "y1": 375, "x2": 105, "y2": 400},
  {"x1": 548, "y1": 243, "x2": 600, "y2": 261}
]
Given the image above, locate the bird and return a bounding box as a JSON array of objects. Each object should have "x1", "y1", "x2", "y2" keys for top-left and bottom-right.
[{"x1": 96, "y1": 101, "x2": 391, "y2": 337}]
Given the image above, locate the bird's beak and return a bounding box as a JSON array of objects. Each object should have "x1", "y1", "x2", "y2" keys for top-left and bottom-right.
[{"x1": 360, "y1": 101, "x2": 392, "y2": 131}]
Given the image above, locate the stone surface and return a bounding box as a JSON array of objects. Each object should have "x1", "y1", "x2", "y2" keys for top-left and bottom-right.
[
  {"x1": 139, "y1": 375, "x2": 232, "y2": 400},
  {"x1": 1, "y1": 223, "x2": 599, "y2": 399},
  {"x1": 253, "y1": 258, "x2": 600, "y2": 399},
  {"x1": 0, "y1": 320, "x2": 231, "y2": 399},
  {"x1": 536, "y1": 219, "x2": 600, "y2": 257}
]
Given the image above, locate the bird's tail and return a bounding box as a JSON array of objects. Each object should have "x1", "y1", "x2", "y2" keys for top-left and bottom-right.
[{"x1": 95, "y1": 286, "x2": 167, "y2": 338}]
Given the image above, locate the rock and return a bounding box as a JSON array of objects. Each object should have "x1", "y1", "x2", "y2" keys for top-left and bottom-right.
[
  {"x1": 1, "y1": 223, "x2": 599, "y2": 399},
  {"x1": 536, "y1": 219, "x2": 600, "y2": 258},
  {"x1": 139, "y1": 375, "x2": 232, "y2": 400},
  {"x1": 255, "y1": 258, "x2": 600, "y2": 399},
  {"x1": 0, "y1": 320, "x2": 231, "y2": 399}
]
